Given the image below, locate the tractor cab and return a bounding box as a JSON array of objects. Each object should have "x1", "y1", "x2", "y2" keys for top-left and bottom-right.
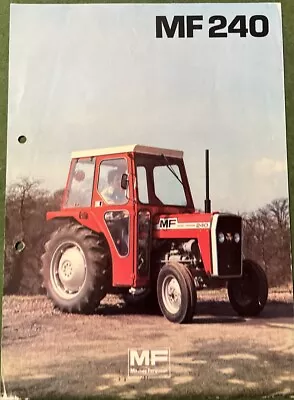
[
  {"x1": 62, "y1": 144, "x2": 194, "y2": 212},
  {"x1": 47, "y1": 145, "x2": 195, "y2": 289}
]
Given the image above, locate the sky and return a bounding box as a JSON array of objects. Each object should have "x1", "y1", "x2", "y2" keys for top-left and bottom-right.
[{"x1": 6, "y1": 2, "x2": 289, "y2": 213}]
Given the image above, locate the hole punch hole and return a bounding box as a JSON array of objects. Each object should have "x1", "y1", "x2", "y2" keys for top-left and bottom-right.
[
  {"x1": 15, "y1": 240, "x2": 26, "y2": 253},
  {"x1": 18, "y1": 135, "x2": 27, "y2": 144}
]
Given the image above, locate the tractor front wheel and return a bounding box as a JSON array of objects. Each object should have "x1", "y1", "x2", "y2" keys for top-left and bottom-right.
[
  {"x1": 157, "y1": 263, "x2": 196, "y2": 324},
  {"x1": 227, "y1": 259, "x2": 268, "y2": 317},
  {"x1": 41, "y1": 222, "x2": 111, "y2": 314}
]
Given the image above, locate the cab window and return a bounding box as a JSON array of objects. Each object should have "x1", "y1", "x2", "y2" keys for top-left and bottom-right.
[
  {"x1": 97, "y1": 158, "x2": 128, "y2": 205},
  {"x1": 65, "y1": 158, "x2": 95, "y2": 208}
]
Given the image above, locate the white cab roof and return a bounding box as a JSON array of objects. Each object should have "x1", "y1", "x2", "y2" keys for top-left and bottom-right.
[{"x1": 71, "y1": 144, "x2": 183, "y2": 159}]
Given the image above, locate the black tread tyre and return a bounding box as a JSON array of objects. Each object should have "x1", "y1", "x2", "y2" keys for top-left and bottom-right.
[
  {"x1": 180, "y1": 265, "x2": 197, "y2": 321},
  {"x1": 227, "y1": 259, "x2": 268, "y2": 317},
  {"x1": 157, "y1": 262, "x2": 196, "y2": 324},
  {"x1": 41, "y1": 222, "x2": 111, "y2": 314}
]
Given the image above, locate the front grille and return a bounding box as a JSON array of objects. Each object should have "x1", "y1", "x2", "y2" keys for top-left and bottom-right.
[{"x1": 215, "y1": 214, "x2": 242, "y2": 277}]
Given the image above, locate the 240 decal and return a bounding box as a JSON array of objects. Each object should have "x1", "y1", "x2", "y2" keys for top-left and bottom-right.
[{"x1": 156, "y1": 15, "x2": 269, "y2": 38}]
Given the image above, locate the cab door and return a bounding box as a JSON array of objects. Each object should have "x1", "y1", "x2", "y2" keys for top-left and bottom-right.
[
  {"x1": 132, "y1": 164, "x2": 153, "y2": 287},
  {"x1": 91, "y1": 154, "x2": 136, "y2": 287},
  {"x1": 134, "y1": 208, "x2": 152, "y2": 287}
]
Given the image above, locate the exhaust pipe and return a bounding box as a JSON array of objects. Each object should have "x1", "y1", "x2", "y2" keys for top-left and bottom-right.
[{"x1": 204, "y1": 149, "x2": 211, "y2": 213}]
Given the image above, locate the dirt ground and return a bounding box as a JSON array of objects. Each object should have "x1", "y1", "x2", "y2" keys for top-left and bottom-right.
[{"x1": 1, "y1": 287, "x2": 294, "y2": 399}]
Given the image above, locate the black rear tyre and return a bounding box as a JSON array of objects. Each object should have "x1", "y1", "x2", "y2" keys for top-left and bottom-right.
[
  {"x1": 227, "y1": 259, "x2": 268, "y2": 317},
  {"x1": 41, "y1": 222, "x2": 111, "y2": 314},
  {"x1": 157, "y1": 263, "x2": 196, "y2": 324}
]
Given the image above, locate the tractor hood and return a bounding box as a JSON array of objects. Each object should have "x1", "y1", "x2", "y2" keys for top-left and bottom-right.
[
  {"x1": 153, "y1": 211, "x2": 243, "y2": 278},
  {"x1": 153, "y1": 211, "x2": 242, "y2": 240},
  {"x1": 153, "y1": 211, "x2": 219, "y2": 231}
]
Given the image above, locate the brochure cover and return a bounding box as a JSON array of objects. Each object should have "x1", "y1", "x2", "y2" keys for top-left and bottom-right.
[{"x1": 1, "y1": 2, "x2": 293, "y2": 399}]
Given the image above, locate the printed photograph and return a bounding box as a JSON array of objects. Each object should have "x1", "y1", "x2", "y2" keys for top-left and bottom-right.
[{"x1": 2, "y1": 2, "x2": 293, "y2": 399}]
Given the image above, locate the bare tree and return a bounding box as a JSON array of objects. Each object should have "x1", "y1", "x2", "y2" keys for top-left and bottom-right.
[
  {"x1": 4, "y1": 178, "x2": 64, "y2": 294},
  {"x1": 242, "y1": 198, "x2": 292, "y2": 287}
]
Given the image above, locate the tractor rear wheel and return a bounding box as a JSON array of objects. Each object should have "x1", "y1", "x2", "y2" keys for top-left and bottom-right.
[
  {"x1": 227, "y1": 259, "x2": 268, "y2": 317},
  {"x1": 157, "y1": 262, "x2": 196, "y2": 324},
  {"x1": 41, "y1": 222, "x2": 111, "y2": 314}
]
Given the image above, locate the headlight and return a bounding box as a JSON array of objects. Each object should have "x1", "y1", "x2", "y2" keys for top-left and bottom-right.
[
  {"x1": 234, "y1": 233, "x2": 240, "y2": 243},
  {"x1": 218, "y1": 232, "x2": 225, "y2": 243}
]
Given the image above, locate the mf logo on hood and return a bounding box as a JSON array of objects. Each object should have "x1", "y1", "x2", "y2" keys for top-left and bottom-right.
[{"x1": 155, "y1": 217, "x2": 211, "y2": 230}]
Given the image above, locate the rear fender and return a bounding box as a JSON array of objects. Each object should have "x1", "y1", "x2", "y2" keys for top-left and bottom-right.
[
  {"x1": 46, "y1": 210, "x2": 104, "y2": 234},
  {"x1": 46, "y1": 210, "x2": 128, "y2": 282}
]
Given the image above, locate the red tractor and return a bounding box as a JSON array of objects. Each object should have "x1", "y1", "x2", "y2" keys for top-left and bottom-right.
[{"x1": 41, "y1": 145, "x2": 268, "y2": 323}]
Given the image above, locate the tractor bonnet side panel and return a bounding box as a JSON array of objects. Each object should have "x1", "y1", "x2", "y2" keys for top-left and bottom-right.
[{"x1": 153, "y1": 213, "x2": 213, "y2": 275}]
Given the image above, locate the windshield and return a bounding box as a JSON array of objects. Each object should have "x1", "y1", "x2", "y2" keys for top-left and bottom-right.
[
  {"x1": 135, "y1": 154, "x2": 190, "y2": 207},
  {"x1": 153, "y1": 164, "x2": 187, "y2": 205},
  {"x1": 65, "y1": 158, "x2": 95, "y2": 208},
  {"x1": 160, "y1": 154, "x2": 183, "y2": 185}
]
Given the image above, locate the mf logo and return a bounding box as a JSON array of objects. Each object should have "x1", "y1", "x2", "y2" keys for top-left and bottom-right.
[
  {"x1": 128, "y1": 348, "x2": 171, "y2": 378},
  {"x1": 158, "y1": 218, "x2": 177, "y2": 229}
]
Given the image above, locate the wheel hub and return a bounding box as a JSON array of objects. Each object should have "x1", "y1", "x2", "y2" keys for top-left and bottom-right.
[
  {"x1": 58, "y1": 247, "x2": 86, "y2": 292},
  {"x1": 50, "y1": 243, "x2": 87, "y2": 299},
  {"x1": 162, "y1": 276, "x2": 182, "y2": 314},
  {"x1": 60, "y1": 260, "x2": 73, "y2": 279}
]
